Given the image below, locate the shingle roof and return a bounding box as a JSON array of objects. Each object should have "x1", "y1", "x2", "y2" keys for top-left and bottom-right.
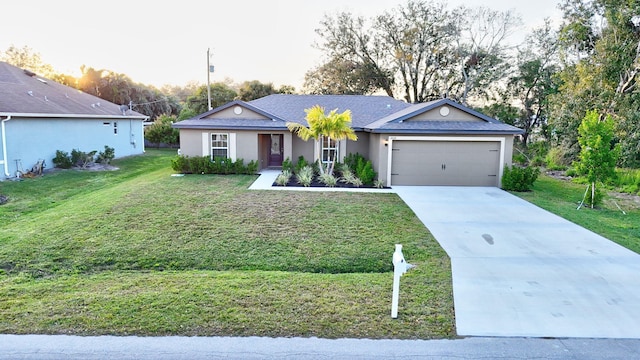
[
  {"x1": 173, "y1": 94, "x2": 523, "y2": 135},
  {"x1": 372, "y1": 120, "x2": 523, "y2": 134},
  {"x1": 248, "y1": 94, "x2": 411, "y2": 128},
  {"x1": 0, "y1": 61, "x2": 145, "y2": 118},
  {"x1": 172, "y1": 118, "x2": 288, "y2": 130}
]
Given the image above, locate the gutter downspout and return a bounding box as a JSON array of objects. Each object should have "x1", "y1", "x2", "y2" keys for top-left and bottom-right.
[{"x1": 1, "y1": 116, "x2": 12, "y2": 177}]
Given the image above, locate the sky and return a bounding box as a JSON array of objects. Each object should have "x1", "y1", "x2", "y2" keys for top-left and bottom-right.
[{"x1": 2, "y1": 0, "x2": 563, "y2": 90}]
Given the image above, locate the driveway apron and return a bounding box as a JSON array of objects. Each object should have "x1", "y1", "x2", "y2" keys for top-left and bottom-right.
[{"x1": 393, "y1": 186, "x2": 640, "y2": 338}]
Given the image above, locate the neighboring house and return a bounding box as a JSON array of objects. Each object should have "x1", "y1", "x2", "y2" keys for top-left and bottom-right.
[
  {"x1": 173, "y1": 94, "x2": 523, "y2": 187},
  {"x1": 0, "y1": 62, "x2": 147, "y2": 179}
]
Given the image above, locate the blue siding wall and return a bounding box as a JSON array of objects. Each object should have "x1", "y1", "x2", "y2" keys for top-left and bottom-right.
[{"x1": 1, "y1": 117, "x2": 144, "y2": 178}]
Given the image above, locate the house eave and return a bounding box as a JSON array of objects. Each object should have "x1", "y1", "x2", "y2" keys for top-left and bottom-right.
[
  {"x1": 0, "y1": 112, "x2": 148, "y2": 120},
  {"x1": 172, "y1": 124, "x2": 290, "y2": 131},
  {"x1": 365, "y1": 128, "x2": 524, "y2": 135}
]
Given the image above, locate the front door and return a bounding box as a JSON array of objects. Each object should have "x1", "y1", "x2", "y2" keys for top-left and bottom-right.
[{"x1": 268, "y1": 134, "x2": 284, "y2": 167}]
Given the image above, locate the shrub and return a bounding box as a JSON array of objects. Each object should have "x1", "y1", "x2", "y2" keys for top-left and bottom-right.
[
  {"x1": 234, "y1": 158, "x2": 245, "y2": 174},
  {"x1": 565, "y1": 167, "x2": 578, "y2": 177},
  {"x1": 246, "y1": 160, "x2": 259, "y2": 174},
  {"x1": 373, "y1": 179, "x2": 385, "y2": 188},
  {"x1": 53, "y1": 150, "x2": 73, "y2": 169},
  {"x1": 343, "y1": 153, "x2": 377, "y2": 185},
  {"x1": 356, "y1": 158, "x2": 377, "y2": 185},
  {"x1": 512, "y1": 153, "x2": 528, "y2": 165},
  {"x1": 95, "y1": 146, "x2": 115, "y2": 164},
  {"x1": 318, "y1": 173, "x2": 338, "y2": 187},
  {"x1": 296, "y1": 165, "x2": 314, "y2": 187},
  {"x1": 170, "y1": 155, "x2": 256, "y2": 175},
  {"x1": 501, "y1": 165, "x2": 540, "y2": 192},
  {"x1": 545, "y1": 147, "x2": 567, "y2": 171},
  {"x1": 282, "y1": 157, "x2": 293, "y2": 173},
  {"x1": 71, "y1": 149, "x2": 97, "y2": 168},
  {"x1": 531, "y1": 155, "x2": 545, "y2": 167},
  {"x1": 171, "y1": 155, "x2": 190, "y2": 173},
  {"x1": 343, "y1": 152, "x2": 365, "y2": 172},
  {"x1": 275, "y1": 170, "x2": 292, "y2": 186},
  {"x1": 295, "y1": 156, "x2": 308, "y2": 174}
]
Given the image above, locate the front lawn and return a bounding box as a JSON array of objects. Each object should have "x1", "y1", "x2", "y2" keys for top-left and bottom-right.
[{"x1": 0, "y1": 150, "x2": 455, "y2": 338}]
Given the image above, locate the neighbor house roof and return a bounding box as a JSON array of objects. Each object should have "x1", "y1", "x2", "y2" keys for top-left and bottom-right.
[
  {"x1": 173, "y1": 94, "x2": 523, "y2": 135},
  {"x1": 0, "y1": 61, "x2": 146, "y2": 119}
]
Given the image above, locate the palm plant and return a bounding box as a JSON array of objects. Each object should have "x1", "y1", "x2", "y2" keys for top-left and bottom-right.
[{"x1": 286, "y1": 105, "x2": 357, "y2": 176}]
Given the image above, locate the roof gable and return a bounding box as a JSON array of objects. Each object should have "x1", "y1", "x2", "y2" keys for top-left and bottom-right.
[
  {"x1": 172, "y1": 100, "x2": 287, "y2": 130},
  {"x1": 204, "y1": 103, "x2": 270, "y2": 120},
  {"x1": 366, "y1": 98, "x2": 523, "y2": 135},
  {"x1": 405, "y1": 105, "x2": 484, "y2": 122},
  {"x1": 0, "y1": 61, "x2": 145, "y2": 118}
]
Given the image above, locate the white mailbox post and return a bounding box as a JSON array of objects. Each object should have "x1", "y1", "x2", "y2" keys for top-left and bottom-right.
[{"x1": 391, "y1": 244, "x2": 415, "y2": 318}]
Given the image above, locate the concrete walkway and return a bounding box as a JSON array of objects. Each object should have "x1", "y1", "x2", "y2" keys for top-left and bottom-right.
[
  {"x1": 393, "y1": 186, "x2": 640, "y2": 338},
  {"x1": 248, "y1": 169, "x2": 395, "y2": 193}
]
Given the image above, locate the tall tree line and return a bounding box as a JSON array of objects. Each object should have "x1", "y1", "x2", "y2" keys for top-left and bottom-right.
[{"x1": 305, "y1": 0, "x2": 640, "y2": 167}]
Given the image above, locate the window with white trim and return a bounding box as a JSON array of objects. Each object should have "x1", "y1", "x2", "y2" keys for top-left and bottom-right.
[
  {"x1": 211, "y1": 133, "x2": 229, "y2": 159},
  {"x1": 321, "y1": 136, "x2": 338, "y2": 164}
]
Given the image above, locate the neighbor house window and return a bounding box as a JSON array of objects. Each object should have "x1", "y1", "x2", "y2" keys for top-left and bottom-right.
[
  {"x1": 321, "y1": 136, "x2": 338, "y2": 164},
  {"x1": 211, "y1": 133, "x2": 229, "y2": 159}
]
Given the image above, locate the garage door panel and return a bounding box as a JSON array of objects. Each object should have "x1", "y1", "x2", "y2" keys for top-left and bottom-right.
[{"x1": 391, "y1": 140, "x2": 500, "y2": 186}]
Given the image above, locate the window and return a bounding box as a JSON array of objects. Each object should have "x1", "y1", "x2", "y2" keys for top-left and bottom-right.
[
  {"x1": 211, "y1": 133, "x2": 228, "y2": 159},
  {"x1": 113, "y1": 122, "x2": 118, "y2": 134},
  {"x1": 321, "y1": 136, "x2": 338, "y2": 164}
]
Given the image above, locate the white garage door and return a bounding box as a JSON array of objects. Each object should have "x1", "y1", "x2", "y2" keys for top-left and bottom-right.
[{"x1": 390, "y1": 140, "x2": 501, "y2": 186}]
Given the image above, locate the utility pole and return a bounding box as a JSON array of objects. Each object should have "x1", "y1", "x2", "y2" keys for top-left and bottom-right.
[{"x1": 207, "y1": 48, "x2": 213, "y2": 111}]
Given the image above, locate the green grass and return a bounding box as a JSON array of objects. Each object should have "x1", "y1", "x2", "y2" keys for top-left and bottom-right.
[
  {"x1": 513, "y1": 175, "x2": 640, "y2": 253},
  {"x1": 0, "y1": 150, "x2": 454, "y2": 338}
]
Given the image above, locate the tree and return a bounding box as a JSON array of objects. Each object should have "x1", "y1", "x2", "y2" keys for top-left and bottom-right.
[
  {"x1": 507, "y1": 20, "x2": 560, "y2": 145},
  {"x1": 314, "y1": 12, "x2": 396, "y2": 98},
  {"x1": 575, "y1": 110, "x2": 620, "y2": 208},
  {"x1": 0, "y1": 45, "x2": 55, "y2": 77},
  {"x1": 455, "y1": 6, "x2": 521, "y2": 104},
  {"x1": 185, "y1": 82, "x2": 237, "y2": 114},
  {"x1": 312, "y1": 0, "x2": 519, "y2": 104},
  {"x1": 286, "y1": 106, "x2": 357, "y2": 175},
  {"x1": 549, "y1": 0, "x2": 640, "y2": 166},
  {"x1": 303, "y1": 57, "x2": 386, "y2": 95},
  {"x1": 75, "y1": 66, "x2": 180, "y2": 120},
  {"x1": 144, "y1": 114, "x2": 180, "y2": 148}
]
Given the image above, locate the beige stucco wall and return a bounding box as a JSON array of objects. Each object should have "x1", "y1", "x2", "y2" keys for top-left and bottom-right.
[
  {"x1": 345, "y1": 131, "x2": 369, "y2": 157},
  {"x1": 179, "y1": 129, "x2": 292, "y2": 167},
  {"x1": 179, "y1": 129, "x2": 205, "y2": 157},
  {"x1": 291, "y1": 136, "x2": 314, "y2": 163},
  {"x1": 408, "y1": 106, "x2": 481, "y2": 122}
]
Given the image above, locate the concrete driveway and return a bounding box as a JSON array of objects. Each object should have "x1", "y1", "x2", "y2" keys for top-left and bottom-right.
[{"x1": 393, "y1": 186, "x2": 640, "y2": 338}]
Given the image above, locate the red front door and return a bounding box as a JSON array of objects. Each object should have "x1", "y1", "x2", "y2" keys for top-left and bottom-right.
[{"x1": 268, "y1": 134, "x2": 283, "y2": 167}]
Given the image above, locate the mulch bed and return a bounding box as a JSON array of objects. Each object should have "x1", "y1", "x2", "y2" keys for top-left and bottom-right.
[{"x1": 272, "y1": 178, "x2": 387, "y2": 189}]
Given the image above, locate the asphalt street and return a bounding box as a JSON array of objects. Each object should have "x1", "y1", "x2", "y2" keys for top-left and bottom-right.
[{"x1": 2, "y1": 335, "x2": 640, "y2": 360}]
